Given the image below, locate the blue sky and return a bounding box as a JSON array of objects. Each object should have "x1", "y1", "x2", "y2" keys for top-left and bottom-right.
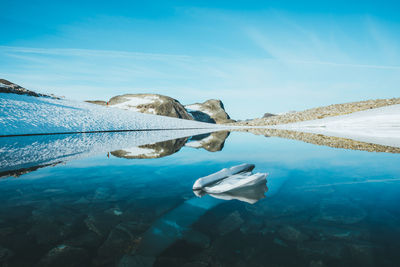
[{"x1": 1, "y1": 0, "x2": 400, "y2": 119}]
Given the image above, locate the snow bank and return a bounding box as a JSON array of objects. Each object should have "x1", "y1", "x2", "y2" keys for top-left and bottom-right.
[
  {"x1": 0, "y1": 93, "x2": 225, "y2": 136},
  {"x1": 272, "y1": 104, "x2": 400, "y2": 148}
]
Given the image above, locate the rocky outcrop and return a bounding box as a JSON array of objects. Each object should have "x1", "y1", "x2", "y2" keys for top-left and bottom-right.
[
  {"x1": 87, "y1": 95, "x2": 234, "y2": 123},
  {"x1": 87, "y1": 94, "x2": 193, "y2": 120},
  {"x1": 185, "y1": 99, "x2": 234, "y2": 124},
  {"x1": 263, "y1": 113, "x2": 276, "y2": 118},
  {"x1": 110, "y1": 138, "x2": 187, "y2": 159},
  {"x1": 0, "y1": 79, "x2": 55, "y2": 98},
  {"x1": 85, "y1": 100, "x2": 107, "y2": 106}
]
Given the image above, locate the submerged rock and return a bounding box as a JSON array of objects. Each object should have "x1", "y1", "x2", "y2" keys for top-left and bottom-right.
[
  {"x1": 29, "y1": 205, "x2": 78, "y2": 245},
  {"x1": 297, "y1": 241, "x2": 345, "y2": 259},
  {"x1": 183, "y1": 230, "x2": 211, "y2": 249},
  {"x1": 217, "y1": 211, "x2": 244, "y2": 235},
  {"x1": 278, "y1": 225, "x2": 309, "y2": 242},
  {"x1": 93, "y1": 187, "x2": 112, "y2": 200},
  {"x1": 37, "y1": 244, "x2": 89, "y2": 267},
  {"x1": 348, "y1": 242, "x2": 377, "y2": 267},
  {"x1": 0, "y1": 246, "x2": 13, "y2": 262},
  {"x1": 309, "y1": 260, "x2": 327, "y2": 267},
  {"x1": 83, "y1": 212, "x2": 122, "y2": 238},
  {"x1": 95, "y1": 224, "x2": 138, "y2": 266},
  {"x1": 273, "y1": 238, "x2": 288, "y2": 247},
  {"x1": 0, "y1": 226, "x2": 14, "y2": 236},
  {"x1": 311, "y1": 225, "x2": 363, "y2": 241},
  {"x1": 118, "y1": 254, "x2": 155, "y2": 267},
  {"x1": 240, "y1": 218, "x2": 263, "y2": 234},
  {"x1": 319, "y1": 198, "x2": 366, "y2": 224},
  {"x1": 65, "y1": 232, "x2": 103, "y2": 249}
]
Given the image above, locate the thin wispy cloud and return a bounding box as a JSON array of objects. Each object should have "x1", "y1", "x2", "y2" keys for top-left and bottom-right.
[
  {"x1": 245, "y1": 14, "x2": 400, "y2": 70},
  {"x1": 0, "y1": 46, "x2": 193, "y2": 61},
  {"x1": 1, "y1": 5, "x2": 399, "y2": 119}
]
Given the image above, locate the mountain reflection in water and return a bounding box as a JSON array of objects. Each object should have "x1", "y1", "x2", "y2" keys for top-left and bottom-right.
[
  {"x1": 0, "y1": 130, "x2": 230, "y2": 177},
  {"x1": 111, "y1": 131, "x2": 230, "y2": 159}
]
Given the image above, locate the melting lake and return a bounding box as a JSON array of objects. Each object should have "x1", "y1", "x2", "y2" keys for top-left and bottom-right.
[{"x1": 0, "y1": 131, "x2": 400, "y2": 267}]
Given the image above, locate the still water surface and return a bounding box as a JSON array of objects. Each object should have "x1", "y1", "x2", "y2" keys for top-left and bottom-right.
[{"x1": 0, "y1": 131, "x2": 400, "y2": 266}]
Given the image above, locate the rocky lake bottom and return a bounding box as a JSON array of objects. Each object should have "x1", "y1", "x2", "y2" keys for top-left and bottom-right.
[{"x1": 0, "y1": 131, "x2": 400, "y2": 267}]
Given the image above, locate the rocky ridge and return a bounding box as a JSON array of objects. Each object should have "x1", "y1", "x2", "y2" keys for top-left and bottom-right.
[
  {"x1": 0, "y1": 79, "x2": 57, "y2": 98},
  {"x1": 234, "y1": 98, "x2": 400, "y2": 126}
]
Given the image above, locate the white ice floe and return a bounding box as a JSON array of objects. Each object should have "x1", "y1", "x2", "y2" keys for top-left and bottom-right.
[
  {"x1": 192, "y1": 164, "x2": 268, "y2": 203},
  {"x1": 192, "y1": 163, "x2": 255, "y2": 190},
  {"x1": 0, "y1": 93, "x2": 226, "y2": 136},
  {"x1": 271, "y1": 104, "x2": 400, "y2": 148},
  {"x1": 206, "y1": 183, "x2": 268, "y2": 204},
  {"x1": 202, "y1": 172, "x2": 267, "y2": 194}
]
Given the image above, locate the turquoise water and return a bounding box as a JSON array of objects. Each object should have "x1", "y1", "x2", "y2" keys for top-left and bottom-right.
[{"x1": 1, "y1": 131, "x2": 400, "y2": 266}]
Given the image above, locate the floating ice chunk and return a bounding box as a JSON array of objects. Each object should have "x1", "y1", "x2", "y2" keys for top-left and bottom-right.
[
  {"x1": 207, "y1": 182, "x2": 268, "y2": 204},
  {"x1": 192, "y1": 163, "x2": 255, "y2": 190},
  {"x1": 192, "y1": 163, "x2": 268, "y2": 204},
  {"x1": 203, "y1": 172, "x2": 267, "y2": 194}
]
